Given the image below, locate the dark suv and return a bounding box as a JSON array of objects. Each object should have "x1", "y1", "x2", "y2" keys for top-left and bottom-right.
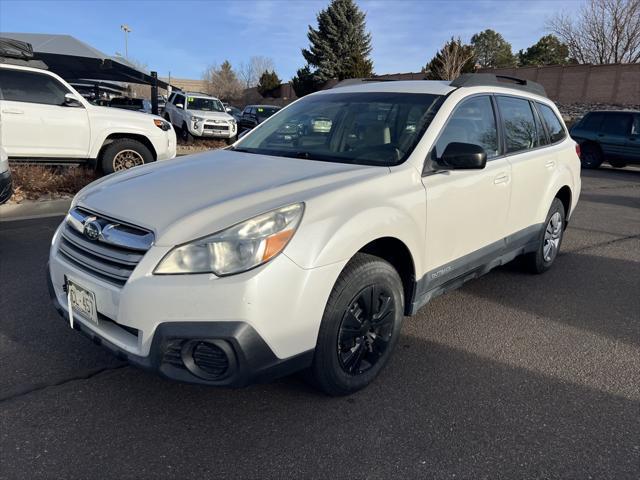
[{"x1": 570, "y1": 110, "x2": 640, "y2": 168}]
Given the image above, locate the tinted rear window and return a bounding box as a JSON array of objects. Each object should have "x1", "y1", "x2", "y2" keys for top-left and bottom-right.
[
  {"x1": 601, "y1": 113, "x2": 632, "y2": 135},
  {"x1": 580, "y1": 113, "x2": 604, "y2": 131},
  {"x1": 537, "y1": 103, "x2": 566, "y2": 143}
]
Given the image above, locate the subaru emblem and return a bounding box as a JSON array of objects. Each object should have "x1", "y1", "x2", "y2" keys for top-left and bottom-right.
[{"x1": 83, "y1": 220, "x2": 101, "y2": 241}]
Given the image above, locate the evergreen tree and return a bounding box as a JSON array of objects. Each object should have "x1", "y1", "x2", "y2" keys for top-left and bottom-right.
[
  {"x1": 257, "y1": 70, "x2": 281, "y2": 95},
  {"x1": 291, "y1": 65, "x2": 321, "y2": 97},
  {"x1": 302, "y1": 0, "x2": 373, "y2": 82},
  {"x1": 471, "y1": 29, "x2": 516, "y2": 68},
  {"x1": 518, "y1": 35, "x2": 572, "y2": 66}
]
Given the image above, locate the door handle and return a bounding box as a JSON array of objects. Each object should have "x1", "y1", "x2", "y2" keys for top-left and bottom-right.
[
  {"x1": 545, "y1": 160, "x2": 556, "y2": 168},
  {"x1": 1, "y1": 108, "x2": 24, "y2": 114},
  {"x1": 494, "y1": 173, "x2": 509, "y2": 184}
]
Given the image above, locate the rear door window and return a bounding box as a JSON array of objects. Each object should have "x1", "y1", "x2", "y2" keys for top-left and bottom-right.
[
  {"x1": 496, "y1": 96, "x2": 537, "y2": 154},
  {"x1": 536, "y1": 103, "x2": 566, "y2": 143},
  {"x1": 0, "y1": 69, "x2": 70, "y2": 105},
  {"x1": 580, "y1": 112, "x2": 604, "y2": 131},
  {"x1": 601, "y1": 113, "x2": 632, "y2": 136}
]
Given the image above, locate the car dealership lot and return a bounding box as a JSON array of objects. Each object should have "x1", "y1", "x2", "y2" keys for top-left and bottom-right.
[{"x1": 0, "y1": 168, "x2": 638, "y2": 479}]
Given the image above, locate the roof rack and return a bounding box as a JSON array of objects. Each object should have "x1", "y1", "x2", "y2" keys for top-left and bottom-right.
[
  {"x1": 450, "y1": 73, "x2": 547, "y2": 97},
  {"x1": 0, "y1": 37, "x2": 49, "y2": 70}
]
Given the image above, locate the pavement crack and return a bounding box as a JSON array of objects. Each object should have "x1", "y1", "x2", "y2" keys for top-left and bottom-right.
[
  {"x1": 0, "y1": 363, "x2": 128, "y2": 403},
  {"x1": 564, "y1": 233, "x2": 640, "y2": 255}
]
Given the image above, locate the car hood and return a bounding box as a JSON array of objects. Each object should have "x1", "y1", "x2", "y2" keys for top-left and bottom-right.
[
  {"x1": 188, "y1": 111, "x2": 234, "y2": 121},
  {"x1": 74, "y1": 150, "x2": 384, "y2": 246},
  {"x1": 92, "y1": 105, "x2": 160, "y2": 121}
]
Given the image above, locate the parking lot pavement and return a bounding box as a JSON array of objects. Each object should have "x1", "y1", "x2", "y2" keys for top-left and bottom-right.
[{"x1": 0, "y1": 168, "x2": 638, "y2": 479}]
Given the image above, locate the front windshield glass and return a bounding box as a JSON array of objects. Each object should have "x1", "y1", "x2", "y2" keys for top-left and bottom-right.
[
  {"x1": 187, "y1": 96, "x2": 225, "y2": 112},
  {"x1": 256, "y1": 106, "x2": 280, "y2": 119},
  {"x1": 233, "y1": 92, "x2": 442, "y2": 166}
]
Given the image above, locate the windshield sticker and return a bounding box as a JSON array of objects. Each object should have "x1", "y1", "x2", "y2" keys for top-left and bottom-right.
[
  {"x1": 257, "y1": 107, "x2": 264, "y2": 112},
  {"x1": 188, "y1": 97, "x2": 194, "y2": 102}
]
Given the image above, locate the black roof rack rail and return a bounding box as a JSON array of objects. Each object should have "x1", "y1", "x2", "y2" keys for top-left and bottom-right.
[{"x1": 450, "y1": 73, "x2": 547, "y2": 97}]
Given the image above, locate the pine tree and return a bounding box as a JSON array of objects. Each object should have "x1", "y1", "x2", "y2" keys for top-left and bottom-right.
[
  {"x1": 518, "y1": 35, "x2": 572, "y2": 66},
  {"x1": 291, "y1": 65, "x2": 321, "y2": 97},
  {"x1": 470, "y1": 29, "x2": 516, "y2": 68},
  {"x1": 257, "y1": 70, "x2": 281, "y2": 95},
  {"x1": 302, "y1": 0, "x2": 373, "y2": 82}
]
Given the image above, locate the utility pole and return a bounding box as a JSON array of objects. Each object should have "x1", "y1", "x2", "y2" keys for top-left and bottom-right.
[{"x1": 120, "y1": 24, "x2": 132, "y2": 59}]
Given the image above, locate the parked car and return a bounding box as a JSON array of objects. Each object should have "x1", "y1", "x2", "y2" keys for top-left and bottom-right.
[
  {"x1": 0, "y1": 144, "x2": 11, "y2": 204},
  {"x1": 164, "y1": 91, "x2": 237, "y2": 143},
  {"x1": 226, "y1": 105, "x2": 242, "y2": 122},
  {"x1": 109, "y1": 97, "x2": 152, "y2": 114},
  {"x1": 48, "y1": 74, "x2": 580, "y2": 395},
  {"x1": 237, "y1": 105, "x2": 281, "y2": 132},
  {"x1": 570, "y1": 110, "x2": 640, "y2": 168},
  {"x1": 0, "y1": 63, "x2": 176, "y2": 174}
]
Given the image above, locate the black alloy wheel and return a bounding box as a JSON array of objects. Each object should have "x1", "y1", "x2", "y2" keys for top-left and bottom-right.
[{"x1": 338, "y1": 285, "x2": 395, "y2": 375}]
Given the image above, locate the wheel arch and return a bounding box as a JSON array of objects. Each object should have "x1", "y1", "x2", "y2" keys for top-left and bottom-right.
[
  {"x1": 555, "y1": 185, "x2": 572, "y2": 225},
  {"x1": 357, "y1": 237, "x2": 417, "y2": 316},
  {"x1": 97, "y1": 133, "x2": 158, "y2": 164}
]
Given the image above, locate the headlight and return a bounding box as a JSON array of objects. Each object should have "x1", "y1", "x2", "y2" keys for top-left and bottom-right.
[
  {"x1": 153, "y1": 119, "x2": 171, "y2": 131},
  {"x1": 154, "y1": 203, "x2": 304, "y2": 276},
  {"x1": 192, "y1": 116, "x2": 204, "y2": 122}
]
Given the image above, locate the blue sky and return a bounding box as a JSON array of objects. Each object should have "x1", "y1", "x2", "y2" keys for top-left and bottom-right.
[{"x1": 0, "y1": 0, "x2": 581, "y2": 80}]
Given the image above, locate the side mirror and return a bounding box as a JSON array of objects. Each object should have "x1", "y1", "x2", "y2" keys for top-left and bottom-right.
[
  {"x1": 225, "y1": 107, "x2": 232, "y2": 113},
  {"x1": 437, "y1": 142, "x2": 487, "y2": 170},
  {"x1": 175, "y1": 103, "x2": 184, "y2": 109},
  {"x1": 63, "y1": 93, "x2": 83, "y2": 108}
]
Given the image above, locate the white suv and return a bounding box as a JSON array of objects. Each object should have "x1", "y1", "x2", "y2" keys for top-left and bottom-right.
[
  {"x1": 164, "y1": 91, "x2": 237, "y2": 143},
  {"x1": 48, "y1": 75, "x2": 580, "y2": 395},
  {"x1": 0, "y1": 63, "x2": 177, "y2": 174}
]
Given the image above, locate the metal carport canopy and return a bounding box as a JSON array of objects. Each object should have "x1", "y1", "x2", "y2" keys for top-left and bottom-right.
[{"x1": 0, "y1": 32, "x2": 170, "y2": 89}]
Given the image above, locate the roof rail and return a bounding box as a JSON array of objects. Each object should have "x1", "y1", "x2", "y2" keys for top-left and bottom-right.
[
  {"x1": 450, "y1": 73, "x2": 547, "y2": 97},
  {"x1": 331, "y1": 77, "x2": 401, "y2": 89}
]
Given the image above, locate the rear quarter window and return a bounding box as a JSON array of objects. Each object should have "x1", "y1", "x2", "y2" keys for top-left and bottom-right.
[
  {"x1": 601, "y1": 113, "x2": 633, "y2": 135},
  {"x1": 537, "y1": 103, "x2": 566, "y2": 143}
]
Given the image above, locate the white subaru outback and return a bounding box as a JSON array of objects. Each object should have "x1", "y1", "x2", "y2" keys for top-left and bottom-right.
[{"x1": 48, "y1": 74, "x2": 581, "y2": 395}]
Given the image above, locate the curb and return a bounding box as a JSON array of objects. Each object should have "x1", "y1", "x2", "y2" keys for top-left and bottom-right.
[{"x1": 0, "y1": 198, "x2": 71, "y2": 222}]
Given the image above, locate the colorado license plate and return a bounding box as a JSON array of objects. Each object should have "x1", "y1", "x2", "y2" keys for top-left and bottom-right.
[{"x1": 67, "y1": 280, "x2": 98, "y2": 325}]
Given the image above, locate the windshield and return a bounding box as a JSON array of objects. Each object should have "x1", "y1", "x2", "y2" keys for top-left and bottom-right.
[
  {"x1": 256, "y1": 106, "x2": 280, "y2": 119},
  {"x1": 233, "y1": 92, "x2": 443, "y2": 166},
  {"x1": 187, "y1": 96, "x2": 225, "y2": 112}
]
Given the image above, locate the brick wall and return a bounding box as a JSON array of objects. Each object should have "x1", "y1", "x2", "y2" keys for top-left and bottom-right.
[{"x1": 478, "y1": 63, "x2": 640, "y2": 105}]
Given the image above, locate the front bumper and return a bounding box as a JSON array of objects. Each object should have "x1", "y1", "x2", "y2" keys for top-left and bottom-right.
[
  {"x1": 0, "y1": 169, "x2": 12, "y2": 204},
  {"x1": 47, "y1": 266, "x2": 313, "y2": 387},
  {"x1": 48, "y1": 220, "x2": 343, "y2": 386},
  {"x1": 188, "y1": 121, "x2": 237, "y2": 138}
]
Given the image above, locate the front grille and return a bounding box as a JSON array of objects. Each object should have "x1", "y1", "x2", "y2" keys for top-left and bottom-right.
[
  {"x1": 58, "y1": 208, "x2": 153, "y2": 287},
  {"x1": 204, "y1": 124, "x2": 229, "y2": 131}
]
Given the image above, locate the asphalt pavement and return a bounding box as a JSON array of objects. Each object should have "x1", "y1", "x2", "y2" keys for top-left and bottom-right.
[{"x1": 0, "y1": 167, "x2": 639, "y2": 479}]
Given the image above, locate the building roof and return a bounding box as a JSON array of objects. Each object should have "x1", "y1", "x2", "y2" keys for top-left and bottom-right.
[{"x1": 0, "y1": 32, "x2": 169, "y2": 88}]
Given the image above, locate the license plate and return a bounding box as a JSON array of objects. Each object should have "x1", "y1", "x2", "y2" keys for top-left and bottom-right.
[{"x1": 67, "y1": 280, "x2": 98, "y2": 325}]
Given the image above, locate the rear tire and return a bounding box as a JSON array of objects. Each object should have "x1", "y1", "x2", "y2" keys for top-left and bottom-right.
[
  {"x1": 523, "y1": 198, "x2": 565, "y2": 274},
  {"x1": 580, "y1": 143, "x2": 603, "y2": 169},
  {"x1": 100, "y1": 139, "x2": 153, "y2": 175},
  {"x1": 311, "y1": 253, "x2": 404, "y2": 396}
]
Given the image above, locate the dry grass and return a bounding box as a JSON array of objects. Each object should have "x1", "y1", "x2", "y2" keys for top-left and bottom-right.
[{"x1": 9, "y1": 164, "x2": 98, "y2": 203}]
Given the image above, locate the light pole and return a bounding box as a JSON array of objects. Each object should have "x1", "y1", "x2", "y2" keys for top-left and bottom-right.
[{"x1": 120, "y1": 24, "x2": 132, "y2": 59}]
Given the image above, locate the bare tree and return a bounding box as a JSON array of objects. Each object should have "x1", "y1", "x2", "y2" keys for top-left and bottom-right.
[
  {"x1": 423, "y1": 37, "x2": 475, "y2": 80},
  {"x1": 547, "y1": 0, "x2": 640, "y2": 64},
  {"x1": 238, "y1": 56, "x2": 275, "y2": 88},
  {"x1": 202, "y1": 60, "x2": 243, "y2": 101}
]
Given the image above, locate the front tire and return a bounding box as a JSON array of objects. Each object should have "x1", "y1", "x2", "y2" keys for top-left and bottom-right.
[
  {"x1": 523, "y1": 198, "x2": 565, "y2": 274},
  {"x1": 225, "y1": 135, "x2": 237, "y2": 145},
  {"x1": 311, "y1": 253, "x2": 404, "y2": 396},
  {"x1": 181, "y1": 123, "x2": 194, "y2": 144},
  {"x1": 100, "y1": 139, "x2": 153, "y2": 174}
]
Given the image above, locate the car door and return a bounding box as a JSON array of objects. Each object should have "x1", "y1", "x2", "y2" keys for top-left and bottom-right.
[
  {"x1": 0, "y1": 68, "x2": 90, "y2": 158},
  {"x1": 624, "y1": 114, "x2": 640, "y2": 163},
  {"x1": 497, "y1": 96, "x2": 560, "y2": 235},
  {"x1": 422, "y1": 95, "x2": 512, "y2": 276},
  {"x1": 170, "y1": 93, "x2": 186, "y2": 127},
  {"x1": 599, "y1": 112, "x2": 633, "y2": 160}
]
